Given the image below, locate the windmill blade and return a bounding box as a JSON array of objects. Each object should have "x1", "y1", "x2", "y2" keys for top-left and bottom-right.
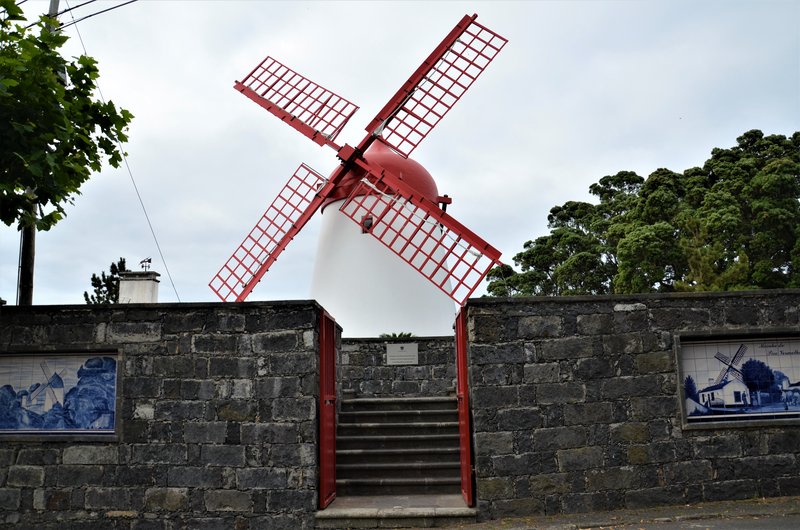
[
  {"x1": 235, "y1": 56, "x2": 359, "y2": 149},
  {"x1": 714, "y1": 352, "x2": 731, "y2": 365},
  {"x1": 731, "y1": 344, "x2": 747, "y2": 365},
  {"x1": 210, "y1": 164, "x2": 332, "y2": 302},
  {"x1": 338, "y1": 161, "x2": 502, "y2": 305},
  {"x1": 364, "y1": 14, "x2": 507, "y2": 158}
]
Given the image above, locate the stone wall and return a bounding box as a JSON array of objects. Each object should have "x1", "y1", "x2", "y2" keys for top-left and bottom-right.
[
  {"x1": 0, "y1": 301, "x2": 333, "y2": 529},
  {"x1": 339, "y1": 337, "x2": 456, "y2": 397},
  {"x1": 467, "y1": 290, "x2": 800, "y2": 519}
]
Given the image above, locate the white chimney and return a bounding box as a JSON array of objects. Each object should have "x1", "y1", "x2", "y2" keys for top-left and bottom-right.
[{"x1": 118, "y1": 271, "x2": 160, "y2": 303}]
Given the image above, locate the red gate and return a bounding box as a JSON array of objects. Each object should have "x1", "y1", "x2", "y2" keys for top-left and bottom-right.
[
  {"x1": 455, "y1": 308, "x2": 474, "y2": 506},
  {"x1": 319, "y1": 310, "x2": 337, "y2": 508}
]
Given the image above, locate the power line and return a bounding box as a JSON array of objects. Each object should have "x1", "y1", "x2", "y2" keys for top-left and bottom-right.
[
  {"x1": 58, "y1": 0, "x2": 137, "y2": 30},
  {"x1": 63, "y1": 0, "x2": 182, "y2": 302}
]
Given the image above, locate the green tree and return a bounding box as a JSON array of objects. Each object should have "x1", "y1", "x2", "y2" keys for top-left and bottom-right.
[
  {"x1": 84, "y1": 257, "x2": 128, "y2": 304},
  {"x1": 0, "y1": 0, "x2": 133, "y2": 303},
  {"x1": 488, "y1": 130, "x2": 800, "y2": 296},
  {"x1": 683, "y1": 375, "x2": 699, "y2": 403}
]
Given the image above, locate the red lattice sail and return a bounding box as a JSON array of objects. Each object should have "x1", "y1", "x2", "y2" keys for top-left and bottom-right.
[
  {"x1": 338, "y1": 167, "x2": 501, "y2": 305},
  {"x1": 210, "y1": 164, "x2": 329, "y2": 302},
  {"x1": 235, "y1": 56, "x2": 358, "y2": 147},
  {"x1": 366, "y1": 15, "x2": 508, "y2": 157}
]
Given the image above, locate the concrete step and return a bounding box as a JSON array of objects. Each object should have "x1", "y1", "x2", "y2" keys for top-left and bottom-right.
[
  {"x1": 338, "y1": 421, "x2": 459, "y2": 437},
  {"x1": 336, "y1": 433, "x2": 459, "y2": 450},
  {"x1": 337, "y1": 461, "x2": 460, "y2": 479},
  {"x1": 341, "y1": 396, "x2": 457, "y2": 413},
  {"x1": 315, "y1": 494, "x2": 476, "y2": 529},
  {"x1": 336, "y1": 476, "x2": 461, "y2": 496},
  {"x1": 337, "y1": 447, "x2": 460, "y2": 465},
  {"x1": 339, "y1": 408, "x2": 458, "y2": 424}
]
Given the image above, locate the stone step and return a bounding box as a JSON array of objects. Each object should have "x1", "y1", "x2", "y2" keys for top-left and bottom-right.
[
  {"x1": 338, "y1": 408, "x2": 458, "y2": 424},
  {"x1": 337, "y1": 433, "x2": 459, "y2": 450},
  {"x1": 341, "y1": 396, "x2": 457, "y2": 413},
  {"x1": 338, "y1": 421, "x2": 459, "y2": 437},
  {"x1": 336, "y1": 476, "x2": 461, "y2": 496},
  {"x1": 337, "y1": 447, "x2": 460, "y2": 465},
  {"x1": 337, "y1": 461, "x2": 460, "y2": 479},
  {"x1": 315, "y1": 494, "x2": 477, "y2": 529}
]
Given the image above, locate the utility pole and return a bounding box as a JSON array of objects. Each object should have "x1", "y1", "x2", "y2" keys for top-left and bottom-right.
[{"x1": 17, "y1": 0, "x2": 60, "y2": 306}]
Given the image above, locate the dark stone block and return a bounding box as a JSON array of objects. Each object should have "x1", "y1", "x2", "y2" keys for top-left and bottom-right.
[
  {"x1": 252, "y1": 331, "x2": 299, "y2": 353},
  {"x1": 625, "y1": 486, "x2": 686, "y2": 508},
  {"x1": 586, "y1": 466, "x2": 639, "y2": 491},
  {"x1": 629, "y1": 396, "x2": 677, "y2": 421},
  {"x1": 564, "y1": 403, "x2": 613, "y2": 425},
  {"x1": 241, "y1": 424, "x2": 298, "y2": 444},
  {"x1": 156, "y1": 400, "x2": 208, "y2": 421},
  {"x1": 532, "y1": 427, "x2": 587, "y2": 451},
  {"x1": 216, "y1": 400, "x2": 257, "y2": 422},
  {"x1": 576, "y1": 314, "x2": 612, "y2": 335},
  {"x1": 255, "y1": 377, "x2": 301, "y2": 398},
  {"x1": 209, "y1": 358, "x2": 255, "y2": 378},
  {"x1": 85, "y1": 487, "x2": 130, "y2": 510},
  {"x1": 471, "y1": 343, "x2": 526, "y2": 365},
  {"x1": 269, "y1": 353, "x2": 315, "y2": 375},
  {"x1": 518, "y1": 316, "x2": 562, "y2": 338},
  {"x1": 56, "y1": 466, "x2": 104, "y2": 486},
  {"x1": 265, "y1": 489, "x2": 316, "y2": 512},
  {"x1": 124, "y1": 376, "x2": 161, "y2": 397},
  {"x1": 201, "y1": 446, "x2": 245, "y2": 467},
  {"x1": 168, "y1": 467, "x2": 224, "y2": 488},
  {"x1": 493, "y1": 497, "x2": 545, "y2": 517},
  {"x1": 496, "y1": 408, "x2": 543, "y2": 430},
  {"x1": 152, "y1": 356, "x2": 195, "y2": 377},
  {"x1": 472, "y1": 386, "x2": 518, "y2": 409},
  {"x1": 540, "y1": 337, "x2": 598, "y2": 361},
  {"x1": 15, "y1": 449, "x2": 58, "y2": 466},
  {"x1": 601, "y1": 376, "x2": 661, "y2": 399},
  {"x1": 236, "y1": 468, "x2": 288, "y2": 489},
  {"x1": 132, "y1": 444, "x2": 187, "y2": 465},
  {"x1": 557, "y1": 446, "x2": 603, "y2": 472},
  {"x1": 193, "y1": 334, "x2": 238, "y2": 354},
  {"x1": 184, "y1": 422, "x2": 228, "y2": 444},
  {"x1": 702, "y1": 479, "x2": 758, "y2": 501},
  {"x1": 574, "y1": 357, "x2": 613, "y2": 380},
  {"x1": 536, "y1": 383, "x2": 586, "y2": 404},
  {"x1": 733, "y1": 455, "x2": 796, "y2": 479},
  {"x1": 693, "y1": 436, "x2": 742, "y2": 459},
  {"x1": 0, "y1": 488, "x2": 20, "y2": 510}
]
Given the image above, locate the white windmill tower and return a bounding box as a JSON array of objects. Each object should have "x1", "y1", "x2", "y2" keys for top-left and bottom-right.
[{"x1": 210, "y1": 14, "x2": 507, "y2": 336}]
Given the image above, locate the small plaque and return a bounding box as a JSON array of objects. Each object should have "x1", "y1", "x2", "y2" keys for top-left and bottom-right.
[{"x1": 386, "y1": 343, "x2": 419, "y2": 365}]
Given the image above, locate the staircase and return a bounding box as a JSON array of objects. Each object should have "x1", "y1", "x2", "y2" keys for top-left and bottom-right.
[
  {"x1": 315, "y1": 396, "x2": 476, "y2": 528},
  {"x1": 337, "y1": 396, "x2": 462, "y2": 495}
]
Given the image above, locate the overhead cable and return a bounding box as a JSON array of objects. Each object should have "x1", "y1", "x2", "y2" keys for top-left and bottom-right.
[{"x1": 63, "y1": 0, "x2": 182, "y2": 302}]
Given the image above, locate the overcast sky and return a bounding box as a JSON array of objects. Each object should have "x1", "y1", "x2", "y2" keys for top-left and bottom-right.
[{"x1": 2, "y1": 0, "x2": 798, "y2": 308}]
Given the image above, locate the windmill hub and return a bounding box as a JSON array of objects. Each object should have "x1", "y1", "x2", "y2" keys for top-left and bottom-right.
[{"x1": 323, "y1": 141, "x2": 440, "y2": 210}]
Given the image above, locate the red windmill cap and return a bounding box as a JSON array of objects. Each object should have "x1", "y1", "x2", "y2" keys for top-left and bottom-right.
[{"x1": 322, "y1": 140, "x2": 439, "y2": 210}]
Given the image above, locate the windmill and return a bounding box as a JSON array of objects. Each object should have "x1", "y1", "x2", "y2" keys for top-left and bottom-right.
[
  {"x1": 210, "y1": 14, "x2": 507, "y2": 334},
  {"x1": 713, "y1": 344, "x2": 747, "y2": 384}
]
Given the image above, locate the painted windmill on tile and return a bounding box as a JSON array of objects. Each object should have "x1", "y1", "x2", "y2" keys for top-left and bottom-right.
[
  {"x1": 210, "y1": 14, "x2": 507, "y2": 334},
  {"x1": 713, "y1": 344, "x2": 747, "y2": 384}
]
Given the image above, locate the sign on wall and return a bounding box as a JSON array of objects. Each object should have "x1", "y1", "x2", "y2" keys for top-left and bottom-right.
[
  {"x1": 0, "y1": 352, "x2": 119, "y2": 436},
  {"x1": 678, "y1": 336, "x2": 800, "y2": 427}
]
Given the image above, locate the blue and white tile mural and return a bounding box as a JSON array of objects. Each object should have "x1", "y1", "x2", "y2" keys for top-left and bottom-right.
[
  {"x1": 681, "y1": 338, "x2": 800, "y2": 424},
  {"x1": 0, "y1": 355, "x2": 117, "y2": 433}
]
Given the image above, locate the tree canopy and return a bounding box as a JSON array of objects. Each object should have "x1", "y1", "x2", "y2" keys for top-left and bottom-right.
[
  {"x1": 0, "y1": 0, "x2": 132, "y2": 231},
  {"x1": 84, "y1": 257, "x2": 128, "y2": 304},
  {"x1": 487, "y1": 130, "x2": 800, "y2": 296}
]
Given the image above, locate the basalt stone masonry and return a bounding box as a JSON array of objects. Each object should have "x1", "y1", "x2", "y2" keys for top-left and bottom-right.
[
  {"x1": 466, "y1": 290, "x2": 800, "y2": 520},
  {"x1": 339, "y1": 337, "x2": 456, "y2": 397},
  {"x1": 0, "y1": 301, "x2": 334, "y2": 530}
]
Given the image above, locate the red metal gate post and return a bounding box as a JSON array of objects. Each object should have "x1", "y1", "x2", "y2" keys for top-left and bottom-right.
[
  {"x1": 455, "y1": 308, "x2": 474, "y2": 506},
  {"x1": 318, "y1": 311, "x2": 337, "y2": 508}
]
